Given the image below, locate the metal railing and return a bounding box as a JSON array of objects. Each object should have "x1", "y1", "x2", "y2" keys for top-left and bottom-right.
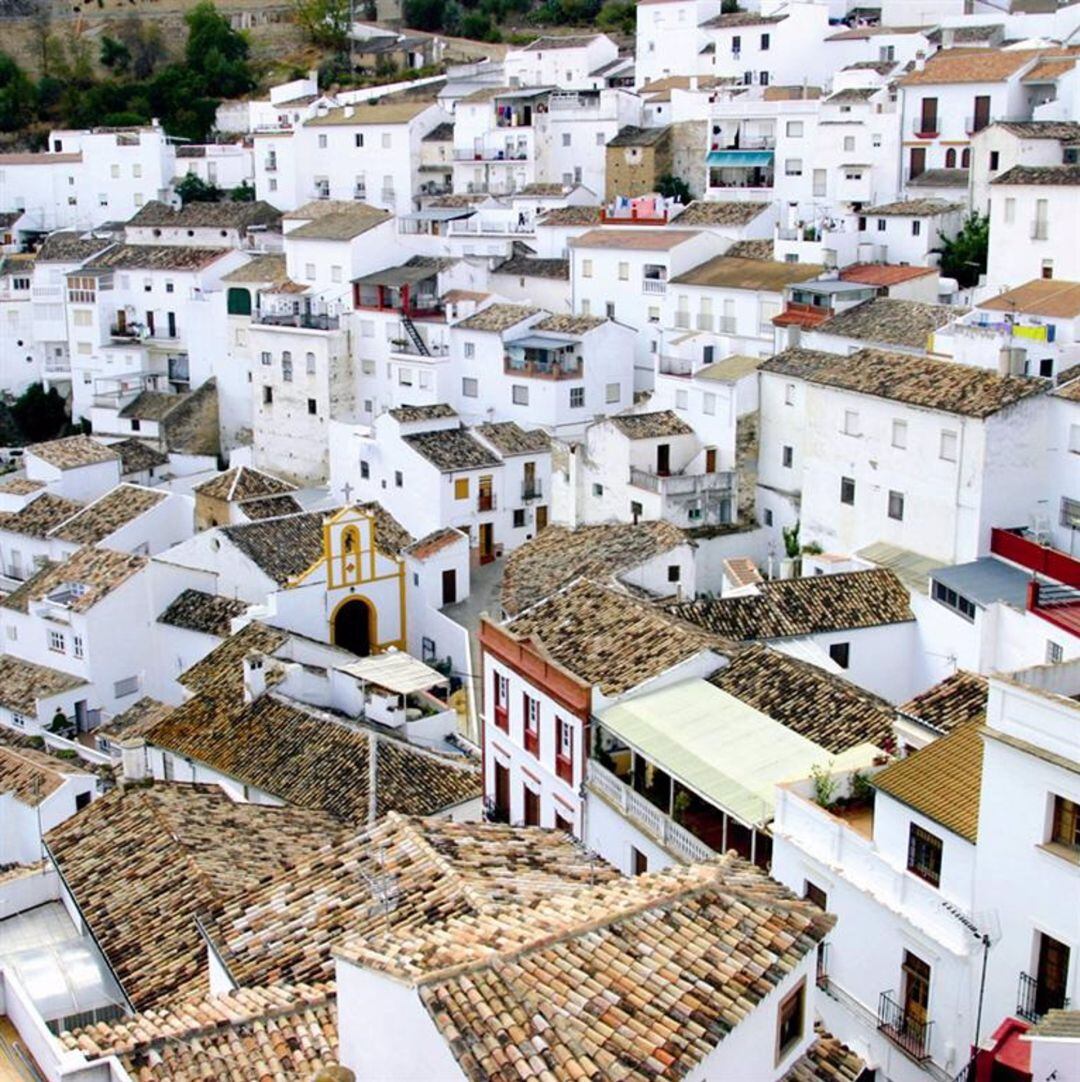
[
  {"x1": 477, "y1": 492, "x2": 496, "y2": 512},
  {"x1": 264, "y1": 158, "x2": 277, "y2": 172},
  {"x1": 521, "y1": 481, "x2": 542, "y2": 501},
  {"x1": 255, "y1": 311, "x2": 340, "y2": 331},
  {"x1": 642, "y1": 278, "x2": 667, "y2": 295},
  {"x1": 1018, "y1": 970, "x2": 1070, "y2": 1022},
  {"x1": 587, "y1": 760, "x2": 714, "y2": 864},
  {"x1": 911, "y1": 117, "x2": 939, "y2": 137},
  {"x1": 878, "y1": 991, "x2": 933, "y2": 1061},
  {"x1": 629, "y1": 466, "x2": 736, "y2": 498}
]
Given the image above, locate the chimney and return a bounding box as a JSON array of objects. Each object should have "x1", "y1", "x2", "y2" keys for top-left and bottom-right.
[
  {"x1": 915, "y1": 51, "x2": 926, "y2": 72},
  {"x1": 120, "y1": 738, "x2": 148, "y2": 781},
  {"x1": 689, "y1": 75, "x2": 698, "y2": 91},
  {"x1": 243, "y1": 652, "x2": 267, "y2": 703},
  {"x1": 942, "y1": 27, "x2": 955, "y2": 48},
  {"x1": 345, "y1": 105, "x2": 355, "y2": 118}
]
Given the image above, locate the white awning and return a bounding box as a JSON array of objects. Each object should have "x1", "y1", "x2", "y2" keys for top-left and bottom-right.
[{"x1": 341, "y1": 651, "x2": 446, "y2": 694}]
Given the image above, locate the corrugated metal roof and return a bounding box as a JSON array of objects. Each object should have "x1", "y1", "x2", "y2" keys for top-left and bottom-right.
[{"x1": 598, "y1": 679, "x2": 875, "y2": 825}]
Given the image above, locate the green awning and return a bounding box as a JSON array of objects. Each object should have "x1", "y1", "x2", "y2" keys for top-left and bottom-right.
[{"x1": 706, "y1": 150, "x2": 774, "y2": 167}]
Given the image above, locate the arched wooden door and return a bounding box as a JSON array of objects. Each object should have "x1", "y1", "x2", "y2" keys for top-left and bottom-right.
[{"x1": 333, "y1": 598, "x2": 373, "y2": 657}]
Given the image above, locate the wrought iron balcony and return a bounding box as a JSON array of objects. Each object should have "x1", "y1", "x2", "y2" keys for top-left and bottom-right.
[
  {"x1": 1017, "y1": 971, "x2": 1070, "y2": 1022},
  {"x1": 878, "y1": 991, "x2": 933, "y2": 1061}
]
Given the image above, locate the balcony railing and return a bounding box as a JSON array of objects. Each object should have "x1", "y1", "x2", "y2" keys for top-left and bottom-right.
[
  {"x1": 911, "y1": 117, "x2": 939, "y2": 138},
  {"x1": 1017, "y1": 971, "x2": 1070, "y2": 1022},
  {"x1": 264, "y1": 158, "x2": 277, "y2": 172},
  {"x1": 477, "y1": 492, "x2": 496, "y2": 512},
  {"x1": 588, "y1": 760, "x2": 714, "y2": 864},
  {"x1": 1031, "y1": 220, "x2": 1049, "y2": 241},
  {"x1": 521, "y1": 481, "x2": 542, "y2": 501},
  {"x1": 965, "y1": 116, "x2": 990, "y2": 135},
  {"x1": 255, "y1": 311, "x2": 340, "y2": 331},
  {"x1": 878, "y1": 992, "x2": 933, "y2": 1061},
  {"x1": 642, "y1": 278, "x2": 667, "y2": 295},
  {"x1": 629, "y1": 466, "x2": 736, "y2": 499},
  {"x1": 659, "y1": 356, "x2": 693, "y2": 377},
  {"x1": 504, "y1": 355, "x2": 582, "y2": 380}
]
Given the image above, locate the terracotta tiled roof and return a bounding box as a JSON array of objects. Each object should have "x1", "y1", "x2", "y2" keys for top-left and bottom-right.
[
  {"x1": 607, "y1": 124, "x2": 670, "y2": 147},
  {"x1": 48, "y1": 484, "x2": 167, "y2": 545},
  {"x1": 506, "y1": 579, "x2": 723, "y2": 695},
  {"x1": 405, "y1": 526, "x2": 465, "y2": 560},
  {"x1": 708, "y1": 644, "x2": 895, "y2": 753},
  {"x1": 784, "y1": 1026, "x2": 867, "y2": 1082},
  {"x1": 537, "y1": 206, "x2": 603, "y2": 227},
  {"x1": 111, "y1": 438, "x2": 168, "y2": 475},
  {"x1": 194, "y1": 465, "x2": 296, "y2": 502},
  {"x1": 0, "y1": 477, "x2": 44, "y2": 494},
  {"x1": 609, "y1": 410, "x2": 695, "y2": 438},
  {"x1": 979, "y1": 279, "x2": 1080, "y2": 319},
  {"x1": 1028, "y1": 1010, "x2": 1080, "y2": 1039},
  {"x1": 96, "y1": 697, "x2": 174, "y2": 744},
  {"x1": 860, "y1": 198, "x2": 963, "y2": 216},
  {"x1": 402, "y1": 428, "x2": 502, "y2": 473},
  {"x1": 722, "y1": 556, "x2": 762, "y2": 588},
  {"x1": 61, "y1": 984, "x2": 340, "y2": 1080},
  {"x1": 45, "y1": 783, "x2": 337, "y2": 1009},
  {"x1": 145, "y1": 692, "x2": 480, "y2": 823},
  {"x1": 86, "y1": 243, "x2": 229, "y2": 271},
  {"x1": 220, "y1": 253, "x2": 289, "y2": 285},
  {"x1": 493, "y1": 255, "x2": 570, "y2": 280},
  {"x1": 0, "y1": 492, "x2": 83, "y2": 538},
  {"x1": 118, "y1": 390, "x2": 189, "y2": 422},
  {"x1": 702, "y1": 9, "x2": 786, "y2": 27},
  {"x1": 502, "y1": 522, "x2": 688, "y2": 615},
  {"x1": 239, "y1": 493, "x2": 305, "y2": 519},
  {"x1": 474, "y1": 421, "x2": 551, "y2": 456},
  {"x1": 761, "y1": 346, "x2": 1046, "y2": 417},
  {"x1": 128, "y1": 199, "x2": 281, "y2": 231},
  {"x1": 898, "y1": 47, "x2": 1044, "y2": 86},
  {"x1": 872, "y1": 722, "x2": 983, "y2": 842},
  {"x1": 669, "y1": 569, "x2": 913, "y2": 640},
  {"x1": 840, "y1": 263, "x2": 936, "y2": 287},
  {"x1": 36, "y1": 232, "x2": 112, "y2": 263},
  {"x1": 1, "y1": 546, "x2": 147, "y2": 614},
  {"x1": 178, "y1": 621, "x2": 290, "y2": 698},
  {"x1": 995, "y1": 120, "x2": 1080, "y2": 140},
  {"x1": 0, "y1": 743, "x2": 77, "y2": 805},
  {"x1": 283, "y1": 201, "x2": 392, "y2": 240},
  {"x1": 991, "y1": 164, "x2": 1080, "y2": 185},
  {"x1": 387, "y1": 403, "x2": 458, "y2": 423},
  {"x1": 0, "y1": 655, "x2": 88, "y2": 717},
  {"x1": 533, "y1": 313, "x2": 606, "y2": 335},
  {"x1": 26, "y1": 435, "x2": 119, "y2": 470},
  {"x1": 1021, "y1": 57, "x2": 1076, "y2": 83},
  {"x1": 906, "y1": 168, "x2": 970, "y2": 189},
  {"x1": 673, "y1": 255, "x2": 823, "y2": 290},
  {"x1": 202, "y1": 812, "x2": 621, "y2": 989},
  {"x1": 454, "y1": 303, "x2": 540, "y2": 332},
  {"x1": 306, "y1": 100, "x2": 434, "y2": 126},
  {"x1": 572, "y1": 228, "x2": 697, "y2": 251},
  {"x1": 725, "y1": 237, "x2": 774, "y2": 260},
  {"x1": 344, "y1": 858, "x2": 832, "y2": 1080},
  {"x1": 158, "y1": 588, "x2": 250, "y2": 637},
  {"x1": 899, "y1": 671, "x2": 988, "y2": 734},
  {"x1": 672, "y1": 200, "x2": 769, "y2": 226}
]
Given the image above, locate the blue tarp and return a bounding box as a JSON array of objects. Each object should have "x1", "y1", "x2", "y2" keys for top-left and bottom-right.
[{"x1": 706, "y1": 150, "x2": 774, "y2": 166}]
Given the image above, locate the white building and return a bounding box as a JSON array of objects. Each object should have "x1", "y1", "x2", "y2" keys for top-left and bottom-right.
[
  {"x1": 771, "y1": 658, "x2": 1080, "y2": 1082},
  {"x1": 505, "y1": 35, "x2": 619, "y2": 91},
  {"x1": 987, "y1": 164, "x2": 1080, "y2": 291},
  {"x1": 757, "y1": 346, "x2": 1050, "y2": 565},
  {"x1": 850, "y1": 198, "x2": 964, "y2": 269},
  {"x1": 970, "y1": 119, "x2": 1080, "y2": 215}
]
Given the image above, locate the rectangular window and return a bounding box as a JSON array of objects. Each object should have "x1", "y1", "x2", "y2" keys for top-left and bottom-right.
[
  {"x1": 73, "y1": 635, "x2": 84, "y2": 659},
  {"x1": 989, "y1": 150, "x2": 999, "y2": 172},
  {"x1": 282, "y1": 353, "x2": 293, "y2": 381},
  {"x1": 844, "y1": 136, "x2": 855, "y2": 153},
  {"x1": 840, "y1": 476, "x2": 855, "y2": 505},
  {"x1": 844, "y1": 410, "x2": 860, "y2": 435},
  {"x1": 785, "y1": 383, "x2": 795, "y2": 405},
  {"x1": 464, "y1": 341, "x2": 476, "y2": 359},
  {"x1": 618, "y1": 262, "x2": 629, "y2": 280},
  {"x1": 1050, "y1": 795, "x2": 1079, "y2": 852},
  {"x1": 262, "y1": 386, "x2": 273, "y2": 405},
  {"x1": 513, "y1": 508, "x2": 525, "y2": 528},
  {"x1": 454, "y1": 477, "x2": 469, "y2": 500},
  {"x1": 606, "y1": 382, "x2": 620, "y2": 404},
  {"x1": 570, "y1": 387, "x2": 585, "y2": 408},
  {"x1": 912, "y1": 220, "x2": 922, "y2": 237},
  {"x1": 307, "y1": 398, "x2": 317, "y2": 416},
  {"x1": 318, "y1": 134, "x2": 327, "y2": 148},
  {"x1": 703, "y1": 392, "x2": 716, "y2": 415},
  {"x1": 786, "y1": 120, "x2": 803, "y2": 137},
  {"x1": 582, "y1": 259, "x2": 593, "y2": 278},
  {"x1": 360, "y1": 460, "x2": 370, "y2": 479},
  {"x1": 877, "y1": 218, "x2": 887, "y2": 232},
  {"x1": 1047, "y1": 640, "x2": 1064, "y2": 664},
  {"x1": 776, "y1": 980, "x2": 806, "y2": 1064},
  {"x1": 48, "y1": 629, "x2": 66, "y2": 653},
  {"x1": 888, "y1": 490, "x2": 905, "y2": 521},
  {"x1": 907, "y1": 824, "x2": 943, "y2": 887},
  {"x1": 556, "y1": 716, "x2": 573, "y2": 782},
  {"x1": 114, "y1": 675, "x2": 140, "y2": 698},
  {"x1": 523, "y1": 693, "x2": 540, "y2": 756},
  {"x1": 462, "y1": 377, "x2": 478, "y2": 397},
  {"x1": 804, "y1": 881, "x2": 827, "y2": 909},
  {"x1": 785, "y1": 158, "x2": 803, "y2": 176},
  {"x1": 512, "y1": 385, "x2": 528, "y2": 406},
  {"x1": 355, "y1": 133, "x2": 364, "y2": 147},
  {"x1": 493, "y1": 672, "x2": 509, "y2": 731},
  {"x1": 1004, "y1": 197, "x2": 1016, "y2": 224},
  {"x1": 940, "y1": 430, "x2": 958, "y2": 462},
  {"x1": 394, "y1": 470, "x2": 403, "y2": 488},
  {"x1": 782, "y1": 445, "x2": 793, "y2": 468},
  {"x1": 829, "y1": 641, "x2": 850, "y2": 669},
  {"x1": 892, "y1": 419, "x2": 908, "y2": 449},
  {"x1": 761, "y1": 32, "x2": 770, "y2": 49}
]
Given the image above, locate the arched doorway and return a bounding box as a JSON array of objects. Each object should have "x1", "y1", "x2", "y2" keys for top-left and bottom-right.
[{"x1": 333, "y1": 598, "x2": 373, "y2": 657}]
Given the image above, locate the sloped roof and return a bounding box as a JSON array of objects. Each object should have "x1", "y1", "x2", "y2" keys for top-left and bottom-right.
[
  {"x1": 898, "y1": 47, "x2": 1045, "y2": 86},
  {"x1": 347, "y1": 859, "x2": 832, "y2": 1081},
  {"x1": 0, "y1": 493, "x2": 84, "y2": 538},
  {"x1": 111, "y1": 438, "x2": 168, "y2": 475},
  {"x1": 668, "y1": 569, "x2": 914, "y2": 640},
  {"x1": 502, "y1": 521, "x2": 688, "y2": 615},
  {"x1": 403, "y1": 428, "x2": 502, "y2": 472},
  {"x1": 27, "y1": 435, "x2": 119, "y2": 470},
  {"x1": 672, "y1": 200, "x2": 768, "y2": 227},
  {"x1": 979, "y1": 279, "x2": 1080, "y2": 319},
  {"x1": 673, "y1": 255, "x2": 822, "y2": 290},
  {"x1": 609, "y1": 410, "x2": 694, "y2": 438},
  {"x1": 45, "y1": 784, "x2": 336, "y2": 1009},
  {"x1": 991, "y1": 164, "x2": 1080, "y2": 186},
  {"x1": 284, "y1": 201, "x2": 392, "y2": 240},
  {"x1": 474, "y1": 421, "x2": 551, "y2": 456},
  {"x1": 194, "y1": 465, "x2": 296, "y2": 502},
  {"x1": 898, "y1": 670, "x2": 988, "y2": 734},
  {"x1": 872, "y1": 722, "x2": 983, "y2": 842},
  {"x1": 761, "y1": 346, "x2": 1046, "y2": 418},
  {"x1": 61, "y1": 984, "x2": 340, "y2": 1080},
  {"x1": 1, "y1": 546, "x2": 147, "y2": 614},
  {"x1": 506, "y1": 579, "x2": 722, "y2": 696},
  {"x1": 178, "y1": 621, "x2": 289, "y2": 698},
  {"x1": 454, "y1": 303, "x2": 540, "y2": 332},
  {"x1": 709, "y1": 644, "x2": 895, "y2": 754},
  {"x1": 0, "y1": 742, "x2": 80, "y2": 804},
  {"x1": 48, "y1": 484, "x2": 167, "y2": 545},
  {"x1": 158, "y1": 589, "x2": 249, "y2": 637},
  {"x1": 201, "y1": 811, "x2": 621, "y2": 990},
  {"x1": 145, "y1": 692, "x2": 480, "y2": 823},
  {"x1": 127, "y1": 200, "x2": 281, "y2": 232}
]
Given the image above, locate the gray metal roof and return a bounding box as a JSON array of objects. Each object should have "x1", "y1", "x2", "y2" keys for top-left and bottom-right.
[{"x1": 929, "y1": 557, "x2": 1032, "y2": 610}]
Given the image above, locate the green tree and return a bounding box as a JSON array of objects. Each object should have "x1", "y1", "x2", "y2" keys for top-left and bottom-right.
[
  {"x1": 229, "y1": 179, "x2": 255, "y2": 201},
  {"x1": 117, "y1": 17, "x2": 167, "y2": 80},
  {"x1": 10, "y1": 384, "x2": 70, "y2": 444},
  {"x1": 0, "y1": 55, "x2": 38, "y2": 132},
  {"x1": 656, "y1": 173, "x2": 691, "y2": 203},
  {"x1": 175, "y1": 172, "x2": 222, "y2": 204},
  {"x1": 596, "y1": 0, "x2": 635, "y2": 34},
  {"x1": 100, "y1": 36, "x2": 131, "y2": 73},
  {"x1": 294, "y1": 0, "x2": 350, "y2": 50},
  {"x1": 403, "y1": 0, "x2": 446, "y2": 30},
  {"x1": 937, "y1": 212, "x2": 989, "y2": 289}
]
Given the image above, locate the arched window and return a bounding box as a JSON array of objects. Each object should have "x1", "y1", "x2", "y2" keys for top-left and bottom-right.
[
  {"x1": 306, "y1": 351, "x2": 316, "y2": 375},
  {"x1": 961, "y1": 147, "x2": 971, "y2": 169},
  {"x1": 945, "y1": 148, "x2": 956, "y2": 168}
]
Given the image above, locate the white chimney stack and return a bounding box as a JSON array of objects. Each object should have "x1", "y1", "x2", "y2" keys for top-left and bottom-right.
[{"x1": 244, "y1": 652, "x2": 267, "y2": 703}]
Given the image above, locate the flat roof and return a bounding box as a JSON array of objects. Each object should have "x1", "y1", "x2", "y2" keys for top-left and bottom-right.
[
  {"x1": 340, "y1": 650, "x2": 446, "y2": 694},
  {"x1": 856, "y1": 541, "x2": 943, "y2": 595},
  {"x1": 598, "y1": 678, "x2": 876, "y2": 825},
  {"x1": 929, "y1": 556, "x2": 1033, "y2": 610}
]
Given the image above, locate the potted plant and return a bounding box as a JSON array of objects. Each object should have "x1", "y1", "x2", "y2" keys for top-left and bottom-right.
[{"x1": 780, "y1": 520, "x2": 802, "y2": 579}]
